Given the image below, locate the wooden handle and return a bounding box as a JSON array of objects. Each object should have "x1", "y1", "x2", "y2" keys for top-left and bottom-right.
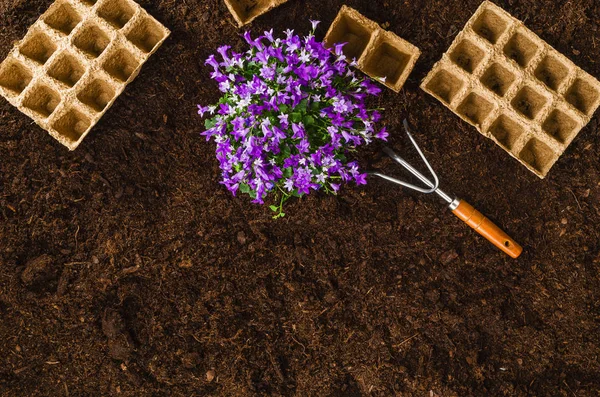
[{"x1": 452, "y1": 200, "x2": 523, "y2": 258}]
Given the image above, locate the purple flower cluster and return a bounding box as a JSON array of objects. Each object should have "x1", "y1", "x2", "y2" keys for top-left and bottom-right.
[{"x1": 198, "y1": 21, "x2": 387, "y2": 216}]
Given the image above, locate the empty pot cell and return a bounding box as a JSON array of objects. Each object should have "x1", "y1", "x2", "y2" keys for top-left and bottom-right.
[
  {"x1": 77, "y1": 78, "x2": 115, "y2": 112},
  {"x1": 425, "y1": 68, "x2": 465, "y2": 104},
  {"x1": 22, "y1": 84, "x2": 61, "y2": 118},
  {"x1": 449, "y1": 39, "x2": 485, "y2": 74},
  {"x1": 511, "y1": 86, "x2": 548, "y2": 120},
  {"x1": 457, "y1": 92, "x2": 494, "y2": 125},
  {"x1": 542, "y1": 109, "x2": 578, "y2": 144},
  {"x1": 47, "y1": 52, "x2": 85, "y2": 88},
  {"x1": 97, "y1": 0, "x2": 135, "y2": 29},
  {"x1": 73, "y1": 24, "x2": 110, "y2": 58},
  {"x1": 481, "y1": 62, "x2": 516, "y2": 97},
  {"x1": 52, "y1": 107, "x2": 91, "y2": 142},
  {"x1": 519, "y1": 138, "x2": 555, "y2": 174},
  {"x1": 19, "y1": 31, "x2": 57, "y2": 65},
  {"x1": 503, "y1": 32, "x2": 540, "y2": 68},
  {"x1": 102, "y1": 46, "x2": 139, "y2": 82},
  {"x1": 472, "y1": 7, "x2": 509, "y2": 44},
  {"x1": 125, "y1": 16, "x2": 167, "y2": 53},
  {"x1": 326, "y1": 12, "x2": 373, "y2": 61},
  {"x1": 0, "y1": 59, "x2": 33, "y2": 95},
  {"x1": 534, "y1": 54, "x2": 569, "y2": 91},
  {"x1": 80, "y1": 0, "x2": 98, "y2": 5},
  {"x1": 228, "y1": 0, "x2": 272, "y2": 24},
  {"x1": 565, "y1": 77, "x2": 600, "y2": 116},
  {"x1": 362, "y1": 38, "x2": 410, "y2": 86},
  {"x1": 488, "y1": 114, "x2": 524, "y2": 150},
  {"x1": 44, "y1": 2, "x2": 82, "y2": 35}
]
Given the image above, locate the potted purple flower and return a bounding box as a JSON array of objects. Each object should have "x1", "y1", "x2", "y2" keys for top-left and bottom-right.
[{"x1": 198, "y1": 21, "x2": 388, "y2": 218}]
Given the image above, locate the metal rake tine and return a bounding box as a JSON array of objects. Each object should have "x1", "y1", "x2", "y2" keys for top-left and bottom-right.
[
  {"x1": 371, "y1": 120, "x2": 440, "y2": 193},
  {"x1": 379, "y1": 147, "x2": 438, "y2": 193},
  {"x1": 401, "y1": 119, "x2": 440, "y2": 191}
]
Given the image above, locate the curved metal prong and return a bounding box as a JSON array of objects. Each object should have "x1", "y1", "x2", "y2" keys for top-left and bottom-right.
[
  {"x1": 368, "y1": 170, "x2": 438, "y2": 194},
  {"x1": 401, "y1": 119, "x2": 440, "y2": 191},
  {"x1": 369, "y1": 120, "x2": 441, "y2": 194}
]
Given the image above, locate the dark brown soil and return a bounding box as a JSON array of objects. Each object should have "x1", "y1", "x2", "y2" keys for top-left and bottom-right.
[{"x1": 1, "y1": 0, "x2": 600, "y2": 395}]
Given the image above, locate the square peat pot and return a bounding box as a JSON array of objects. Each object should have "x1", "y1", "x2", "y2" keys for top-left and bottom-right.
[
  {"x1": 0, "y1": 0, "x2": 170, "y2": 150},
  {"x1": 362, "y1": 31, "x2": 421, "y2": 92},
  {"x1": 325, "y1": 5, "x2": 420, "y2": 92},
  {"x1": 420, "y1": 1, "x2": 600, "y2": 178},
  {"x1": 223, "y1": 0, "x2": 288, "y2": 27}
]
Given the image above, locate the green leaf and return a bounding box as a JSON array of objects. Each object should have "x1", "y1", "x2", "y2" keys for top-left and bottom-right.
[
  {"x1": 239, "y1": 183, "x2": 250, "y2": 194},
  {"x1": 303, "y1": 115, "x2": 315, "y2": 126},
  {"x1": 278, "y1": 145, "x2": 291, "y2": 162},
  {"x1": 290, "y1": 112, "x2": 302, "y2": 123},
  {"x1": 283, "y1": 167, "x2": 293, "y2": 178},
  {"x1": 296, "y1": 99, "x2": 308, "y2": 113},
  {"x1": 279, "y1": 104, "x2": 289, "y2": 113},
  {"x1": 269, "y1": 205, "x2": 279, "y2": 212},
  {"x1": 204, "y1": 117, "x2": 217, "y2": 130}
]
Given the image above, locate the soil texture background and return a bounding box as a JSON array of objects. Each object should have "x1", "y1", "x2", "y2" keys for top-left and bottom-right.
[{"x1": 1, "y1": 0, "x2": 600, "y2": 395}]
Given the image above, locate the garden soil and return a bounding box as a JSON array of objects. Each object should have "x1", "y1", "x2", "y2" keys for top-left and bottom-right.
[{"x1": 1, "y1": 0, "x2": 600, "y2": 395}]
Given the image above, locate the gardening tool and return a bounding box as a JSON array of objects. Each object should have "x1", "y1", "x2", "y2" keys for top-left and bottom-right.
[{"x1": 370, "y1": 120, "x2": 523, "y2": 258}]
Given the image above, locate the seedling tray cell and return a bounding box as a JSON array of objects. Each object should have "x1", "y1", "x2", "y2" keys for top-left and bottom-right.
[
  {"x1": 421, "y1": 1, "x2": 600, "y2": 178},
  {"x1": 0, "y1": 0, "x2": 170, "y2": 150},
  {"x1": 223, "y1": 0, "x2": 289, "y2": 27},
  {"x1": 325, "y1": 6, "x2": 421, "y2": 93}
]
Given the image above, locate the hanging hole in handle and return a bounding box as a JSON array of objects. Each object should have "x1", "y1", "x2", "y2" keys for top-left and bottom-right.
[{"x1": 505, "y1": 241, "x2": 510, "y2": 247}]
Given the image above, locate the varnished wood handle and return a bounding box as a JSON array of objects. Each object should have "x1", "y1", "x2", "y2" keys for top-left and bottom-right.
[{"x1": 452, "y1": 200, "x2": 523, "y2": 258}]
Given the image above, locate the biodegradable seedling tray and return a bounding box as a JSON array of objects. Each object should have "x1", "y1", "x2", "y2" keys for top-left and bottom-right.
[
  {"x1": 324, "y1": 6, "x2": 421, "y2": 93},
  {"x1": 421, "y1": 1, "x2": 600, "y2": 178},
  {"x1": 0, "y1": 0, "x2": 170, "y2": 150},
  {"x1": 224, "y1": 0, "x2": 289, "y2": 27}
]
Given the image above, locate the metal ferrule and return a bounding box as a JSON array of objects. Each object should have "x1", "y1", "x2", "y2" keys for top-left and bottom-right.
[{"x1": 448, "y1": 198, "x2": 461, "y2": 211}]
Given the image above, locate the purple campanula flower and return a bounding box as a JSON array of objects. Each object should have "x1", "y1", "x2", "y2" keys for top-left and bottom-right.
[
  {"x1": 333, "y1": 43, "x2": 346, "y2": 57},
  {"x1": 278, "y1": 113, "x2": 289, "y2": 128},
  {"x1": 217, "y1": 45, "x2": 232, "y2": 67},
  {"x1": 255, "y1": 50, "x2": 270, "y2": 64},
  {"x1": 197, "y1": 105, "x2": 209, "y2": 116},
  {"x1": 284, "y1": 178, "x2": 294, "y2": 191},
  {"x1": 243, "y1": 31, "x2": 259, "y2": 48},
  {"x1": 363, "y1": 80, "x2": 381, "y2": 96},
  {"x1": 355, "y1": 173, "x2": 368, "y2": 185},
  {"x1": 198, "y1": 21, "x2": 386, "y2": 214},
  {"x1": 272, "y1": 125, "x2": 286, "y2": 139},
  {"x1": 376, "y1": 127, "x2": 389, "y2": 141},
  {"x1": 205, "y1": 55, "x2": 219, "y2": 70},
  {"x1": 372, "y1": 111, "x2": 381, "y2": 123},
  {"x1": 296, "y1": 139, "x2": 310, "y2": 153},
  {"x1": 260, "y1": 65, "x2": 276, "y2": 80},
  {"x1": 291, "y1": 123, "x2": 305, "y2": 140},
  {"x1": 264, "y1": 29, "x2": 275, "y2": 42}
]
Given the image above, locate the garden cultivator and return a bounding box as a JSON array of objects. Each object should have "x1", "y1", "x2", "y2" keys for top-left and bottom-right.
[{"x1": 371, "y1": 120, "x2": 523, "y2": 258}]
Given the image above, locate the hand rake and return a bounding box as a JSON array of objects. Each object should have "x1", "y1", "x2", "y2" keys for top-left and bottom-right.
[{"x1": 370, "y1": 120, "x2": 523, "y2": 258}]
